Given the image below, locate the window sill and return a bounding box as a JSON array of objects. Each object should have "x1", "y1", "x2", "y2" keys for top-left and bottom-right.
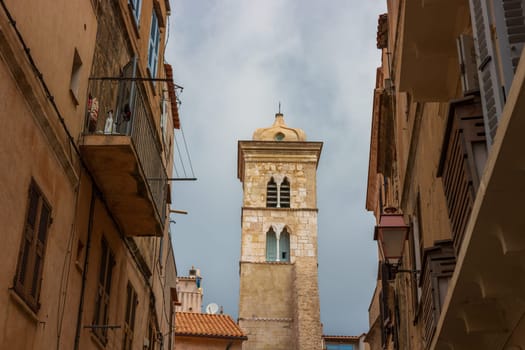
[{"x1": 8, "y1": 288, "x2": 39, "y2": 323}]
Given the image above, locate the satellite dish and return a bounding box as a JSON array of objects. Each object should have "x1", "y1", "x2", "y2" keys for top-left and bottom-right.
[{"x1": 205, "y1": 303, "x2": 219, "y2": 314}]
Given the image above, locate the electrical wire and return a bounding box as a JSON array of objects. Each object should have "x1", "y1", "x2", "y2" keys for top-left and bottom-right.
[
  {"x1": 180, "y1": 125, "x2": 195, "y2": 177},
  {"x1": 173, "y1": 130, "x2": 188, "y2": 176}
]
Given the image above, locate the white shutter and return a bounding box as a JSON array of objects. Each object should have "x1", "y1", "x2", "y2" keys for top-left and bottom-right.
[
  {"x1": 469, "y1": 0, "x2": 505, "y2": 144},
  {"x1": 494, "y1": 0, "x2": 525, "y2": 97}
]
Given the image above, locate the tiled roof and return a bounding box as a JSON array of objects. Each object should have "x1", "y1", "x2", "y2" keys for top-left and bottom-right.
[
  {"x1": 175, "y1": 312, "x2": 247, "y2": 340},
  {"x1": 323, "y1": 335, "x2": 361, "y2": 342}
]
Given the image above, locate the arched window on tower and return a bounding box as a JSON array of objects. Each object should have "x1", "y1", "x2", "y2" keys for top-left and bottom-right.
[
  {"x1": 280, "y1": 177, "x2": 290, "y2": 208},
  {"x1": 279, "y1": 228, "x2": 290, "y2": 262},
  {"x1": 266, "y1": 228, "x2": 277, "y2": 261},
  {"x1": 266, "y1": 177, "x2": 278, "y2": 207}
]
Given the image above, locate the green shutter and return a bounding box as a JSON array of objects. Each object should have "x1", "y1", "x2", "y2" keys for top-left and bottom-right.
[{"x1": 266, "y1": 230, "x2": 277, "y2": 261}]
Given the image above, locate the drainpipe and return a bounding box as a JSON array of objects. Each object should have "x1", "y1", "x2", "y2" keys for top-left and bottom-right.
[
  {"x1": 225, "y1": 341, "x2": 233, "y2": 350},
  {"x1": 73, "y1": 187, "x2": 96, "y2": 350}
]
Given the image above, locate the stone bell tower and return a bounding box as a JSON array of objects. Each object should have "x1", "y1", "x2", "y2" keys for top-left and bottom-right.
[{"x1": 237, "y1": 113, "x2": 323, "y2": 350}]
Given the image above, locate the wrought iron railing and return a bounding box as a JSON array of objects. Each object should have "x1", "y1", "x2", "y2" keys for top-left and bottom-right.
[{"x1": 84, "y1": 77, "x2": 167, "y2": 227}]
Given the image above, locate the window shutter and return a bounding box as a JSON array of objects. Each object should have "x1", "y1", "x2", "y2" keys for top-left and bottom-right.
[
  {"x1": 31, "y1": 202, "x2": 50, "y2": 299},
  {"x1": 115, "y1": 59, "x2": 137, "y2": 135},
  {"x1": 469, "y1": 0, "x2": 505, "y2": 144},
  {"x1": 266, "y1": 230, "x2": 277, "y2": 261},
  {"x1": 457, "y1": 34, "x2": 480, "y2": 95},
  {"x1": 494, "y1": 0, "x2": 525, "y2": 98},
  {"x1": 279, "y1": 230, "x2": 290, "y2": 262}
]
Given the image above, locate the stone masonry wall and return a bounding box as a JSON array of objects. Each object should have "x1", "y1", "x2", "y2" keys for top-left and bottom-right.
[{"x1": 239, "y1": 155, "x2": 322, "y2": 349}]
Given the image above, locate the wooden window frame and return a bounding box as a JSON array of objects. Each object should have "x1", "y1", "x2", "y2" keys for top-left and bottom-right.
[
  {"x1": 147, "y1": 10, "x2": 160, "y2": 79},
  {"x1": 92, "y1": 237, "x2": 115, "y2": 345},
  {"x1": 123, "y1": 282, "x2": 138, "y2": 350},
  {"x1": 13, "y1": 180, "x2": 52, "y2": 313}
]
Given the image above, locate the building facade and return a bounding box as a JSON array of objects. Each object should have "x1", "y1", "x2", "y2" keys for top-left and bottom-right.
[
  {"x1": 0, "y1": 0, "x2": 180, "y2": 349},
  {"x1": 175, "y1": 267, "x2": 203, "y2": 313},
  {"x1": 366, "y1": 0, "x2": 525, "y2": 349},
  {"x1": 237, "y1": 113, "x2": 323, "y2": 350}
]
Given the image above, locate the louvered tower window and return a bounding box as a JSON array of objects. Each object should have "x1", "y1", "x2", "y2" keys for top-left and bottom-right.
[
  {"x1": 280, "y1": 177, "x2": 290, "y2": 208},
  {"x1": 266, "y1": 177, "x2": 278, "y2": 207}
]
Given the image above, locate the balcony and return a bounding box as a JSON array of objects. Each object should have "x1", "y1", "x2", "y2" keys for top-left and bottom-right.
[
  {"x1": 437, "y1": 95, "x2": 487, "y2": 255},
  {"x1": 398, "y1": 0, "x2": 470, "y2": 101},
  {"x1": 80, "y1": 77, "x2": 166, "y2": 236}
]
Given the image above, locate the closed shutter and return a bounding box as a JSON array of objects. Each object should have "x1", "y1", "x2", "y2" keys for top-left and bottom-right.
[
  {"x1": 32, "y1": 202, "x2": 50, "y2": 299},
  {"x1": 494, "y1": 0, "x2": 525, "y2": 97},
  {"x1": 469, "y1": 0, "x2": 505, "y2": 144},
  {"x1": 266, "y1": 230, "x2": 277, "y2": 261}
]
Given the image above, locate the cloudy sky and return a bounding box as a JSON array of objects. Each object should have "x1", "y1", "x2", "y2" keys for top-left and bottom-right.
[{"x1": 165, "y1": 1, "x2": 386, "y2": 336}]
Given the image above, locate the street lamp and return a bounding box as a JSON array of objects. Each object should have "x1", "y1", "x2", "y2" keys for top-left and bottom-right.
[{"x1": 374, "y1": 213, "x2": 410, "y2": 265}]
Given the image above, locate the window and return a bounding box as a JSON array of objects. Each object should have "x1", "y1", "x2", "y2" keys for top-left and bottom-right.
[
  {"x1": 146, "y1": 311, "x2": 158, "y2": 350},
  {"x1": 148, "y1": 11, "x2": 160, "y2": 78},
  {"x1": 266, "y1": 176, "x2": 291, "y2": 208},
  {"x1": 266, "y1": 226, "x2": 290, "y2": 262},
  {"x1": 69, "y1": 48, "x2": 82, "y2": 104},
  {"x1": 93, "y1": 238, "x2": 115, "y2": 344},
  {"x1": 280, "y1": 177, "x2": 290, "y2": 208},
  {"x1": 266, "y1": 228, "x2": 277, "y2": 261},
  {"x1": 129, "y1": 0, "x2": 141, "y2": 24},
  {"x1": 326, "y1": 344, "x2": 354, "y2": 350},
  {"x1": 266, "y1": 177, "x2": 278, "y2": 207},
  {"x1": 279, "y1": 228, "x2": 290, "y2": 262},
  {"x1": 14, "y1": 181, "x2": 51, "y2": 312},
  {"x1": 123, "y1": 282, "x2": 138, "y2": 350}
]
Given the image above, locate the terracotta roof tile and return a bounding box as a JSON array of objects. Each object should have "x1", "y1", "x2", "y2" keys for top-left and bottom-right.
[
  {"x1": 175, "y1": 312, "x2": 247, "y2": 340},
  {"x1": 164, "y1": 64, "x2": 180, "y2": 129}
]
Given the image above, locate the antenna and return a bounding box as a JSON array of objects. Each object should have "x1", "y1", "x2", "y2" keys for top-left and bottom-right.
[{"x1": 278, "y1": 101, "x2": 282, "y2": 114}]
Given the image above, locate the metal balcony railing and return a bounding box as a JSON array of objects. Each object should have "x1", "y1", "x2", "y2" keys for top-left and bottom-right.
[{"x1": 84, "y1": 76, "x2": 167, "y2": 226}]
